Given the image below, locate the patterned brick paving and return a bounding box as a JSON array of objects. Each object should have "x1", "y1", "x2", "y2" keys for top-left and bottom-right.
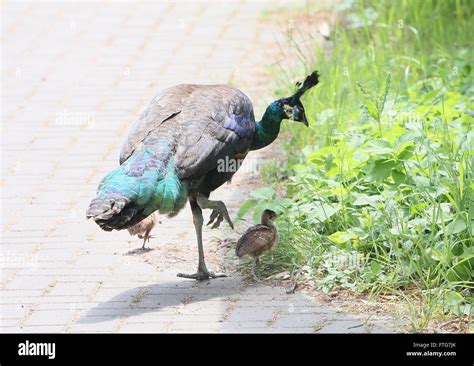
[{"x1": 1, "y1": 0, "x2": 395, "y2": 333}]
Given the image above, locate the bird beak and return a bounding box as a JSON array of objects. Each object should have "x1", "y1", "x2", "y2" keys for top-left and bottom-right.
[
  {"x1": 292, "y1": 104, "x2": 308, "y2": 126},
  {"x1": 301, "y1": 113, "x2": 309, "y2": 127}
]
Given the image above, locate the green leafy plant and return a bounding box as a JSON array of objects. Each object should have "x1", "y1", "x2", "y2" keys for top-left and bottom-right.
[{"x1": 242, "y1": 0, "x2": 473, "y2": 332}]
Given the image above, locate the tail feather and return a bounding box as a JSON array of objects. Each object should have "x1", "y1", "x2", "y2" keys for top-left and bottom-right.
[
  {"x1": 86, "y1": 138, "x2": 187, "y2": 231},
  {"x1": 157, "y1": 157, "x2": 182, "y2": 214},
  {"x1": 86, "y1": 194, "x2": 129, "y2": 221}
]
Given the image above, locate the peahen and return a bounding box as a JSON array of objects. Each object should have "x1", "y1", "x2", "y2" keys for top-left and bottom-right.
[
  {"x1": 236, "y1": 209, "x2": 279, "y2": 280},
  {"x1": 86, "y1": 71, "x2": 320, "y2": 280}
]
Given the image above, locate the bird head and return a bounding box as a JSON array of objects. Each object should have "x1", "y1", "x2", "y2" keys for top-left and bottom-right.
[
  {"x1": 280, "y1": 98, "x2": 307, "y2": 126},
  {"x1": 262, "y1": 209, "x2": 278, "y2": 222},
  {"x1": 279, "y1": 70, "x2": 320, "y2": 126}
]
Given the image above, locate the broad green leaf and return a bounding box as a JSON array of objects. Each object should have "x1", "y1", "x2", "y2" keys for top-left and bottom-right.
[
  {"x1": 249, "y1": 187, "x2": 275, "y2": 200},
  {"x1": 446, "y1": 218, "x2": 467, "y2": 235},
  {"x1": 396, "y1": 143, "x2": 415, "y2": 160},
  {"x1": 368, "y1": 159, "x2": 397, "y2": 181},
  {"x1": 370, "y1": 261, "x2": 382, "y2": 274},
  {"x1": 391, "y1": 169, "x2": 406, "y2": 185},
  {"x1": 398, "y1": 130, "x2": 419, "y2": 144},
  {"x1": 447, "y1": 258, "x2": 473, "y2": 282},
  {"x1": 408, "y1": 218, "x2": 428, "y2": 228},
  {"x1": 309, "y1": 202, "x2": 341, "y2": 222},
  {"x1": 237, "y1": 199, "x2": 258, "y2": 218},
  {"x1": 328, "y1": 231, "x2": 357, "y2": 246},
  {"x1": 353, "y1": 194, "x2": 381, "y2": 207},
  {"x1": 362, "y1": 140, "x2": 393, "y2": 155},
  {"x1": 324, "y1": 154, "x2": 334, "y2": 171},
  {"x1": 308, "y1": 146, "x2": 337, "y2": 162}
]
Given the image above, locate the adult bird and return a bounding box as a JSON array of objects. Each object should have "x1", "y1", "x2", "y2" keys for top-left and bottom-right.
[{"x1": 86, "y1": 71, "x2": 320, "y2": 280}]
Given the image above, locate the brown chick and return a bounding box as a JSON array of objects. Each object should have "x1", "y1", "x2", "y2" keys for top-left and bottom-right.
[
  {"x1": 127, "y1": 213, "x2": 158, "y2": 250},
  {"x1": 235, "y1": 209, "x2": 279, "y2": 280}
]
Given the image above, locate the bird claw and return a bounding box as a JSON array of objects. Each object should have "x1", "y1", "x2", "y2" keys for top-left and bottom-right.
[
  {"x1": 196, "y1": 194, "x2": 234, "y2": 230},
  {"x1": 207, "y1": 210, "x2": 219, "y2": 226},
  {"x1": 177, "y1": 270, "x2": 227, "y2": 281},
  {"x1": 207, "y1": 209, "x2": 234, "y2": 230}
]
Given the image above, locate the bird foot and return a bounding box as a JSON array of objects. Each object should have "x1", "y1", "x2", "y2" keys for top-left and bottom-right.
[
  {"x1": 252, "y1": 270, "x2": 261, "y2": 282},
  {"x1": 252, "y1": 275, "x2": 261, "y2": 282},
  {"x1": 196, "y1": 193, "x2": 234, "y2": 230},
  {"x1": 177, "y1": 270, "x2": 227, "y2": 281},
  {"x1": 207, "y1": 208, "x2": 234, "y2": 229}
]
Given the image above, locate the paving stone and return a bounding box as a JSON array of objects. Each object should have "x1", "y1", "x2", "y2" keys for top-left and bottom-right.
[{"x1": 23, "y1": 310, "x2": 77, "y2": 327}]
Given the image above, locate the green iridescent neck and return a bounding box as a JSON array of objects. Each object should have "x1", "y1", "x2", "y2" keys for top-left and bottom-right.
[{"x1": 250, "y1": 101, "x2": 285, "y2": 151}]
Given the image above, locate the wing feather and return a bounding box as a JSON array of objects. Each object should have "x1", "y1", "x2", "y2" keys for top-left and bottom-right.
[
  {"x1": 120, "y1": 84, "x2": 256, "y2": 183},
  {"x1": 236, "y1": 225, "x2": 275, "y2": 258}
]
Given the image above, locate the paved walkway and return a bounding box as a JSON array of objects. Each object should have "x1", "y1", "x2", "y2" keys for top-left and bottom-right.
[{"x1": 1, "y1": 0, "x2": 395, "y2": 333}]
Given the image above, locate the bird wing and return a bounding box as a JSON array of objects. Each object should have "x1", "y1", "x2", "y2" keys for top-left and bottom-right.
[
  {"x1": 236, "y1": 225, "x2": 276, "y2": 257},
  {"x1": 174, "y1": 85, "x2": 255, "y2": 180},
  {"x1": 119, "y1": 84, "x2": 196, "y2": 165},
  {"x1": 119, "y1": 84, "x2": 256, "y2": 180}
]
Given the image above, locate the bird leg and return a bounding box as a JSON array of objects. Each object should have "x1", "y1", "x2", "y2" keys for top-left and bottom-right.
[
  {"x1": 252, "y1": 257, "x2": 261, "y2": 281},
  {"x1": 140, "y1": 229, "x2": 153, "y2": 250},
  {"x1": 196, "y1": 193, "x2": 234, "y2": 229},
  {"x1": 177, "y1": 198, "x2": 226, "y2": 280}
]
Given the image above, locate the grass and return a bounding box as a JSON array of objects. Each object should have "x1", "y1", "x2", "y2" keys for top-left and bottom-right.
[{"x1": 239, "y1": 0, "x2": 473, "y2": 332}]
